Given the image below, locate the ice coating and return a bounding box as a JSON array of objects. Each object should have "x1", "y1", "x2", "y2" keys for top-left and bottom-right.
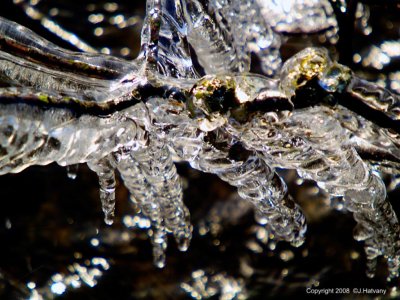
[
  {"x1": 0, "y1": 0, "x2": 399, "y2": 280},
  {"x1": 0, "y1": 17, "x2": 140, "y2": 103},
  {"x1": 258, "y1": 0, "x2": 338, "y2": 35}
]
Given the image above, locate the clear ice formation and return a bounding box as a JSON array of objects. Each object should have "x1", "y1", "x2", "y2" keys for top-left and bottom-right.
[{"x1": 0, "y1": 0, "x2": 399, "y2": 279}]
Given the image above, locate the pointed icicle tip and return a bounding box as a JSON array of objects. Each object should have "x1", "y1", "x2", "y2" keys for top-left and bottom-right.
[{"x1": 104, "y1": 214, "x2": 114, "y2": 225}]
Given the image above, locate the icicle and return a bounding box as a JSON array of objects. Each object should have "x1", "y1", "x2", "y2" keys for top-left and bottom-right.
[
  {"x1": 344, "y1": 174, "x2": 400, "y2": 279},
  {"x1": 87, "y1": 157, "x2": 117, "y2": 225},
  {"x1": 139, "y1": 0, "x2": 198, "y2": 78},
  {"x1": 116, "y1": 151, "x2": 168, "y2": 268},
  {"x1": 185, "y1": 0, "x2": 282, "y2": 75},
  {"x1": 132, "y1": 138, "x2": 192, "y2": 252},
  {"x1": 235, "y1": 100, "x2": 400, "y2": 278},
  {"x1": 189, "y1": 139, "x2": 307, "y2": 246}
]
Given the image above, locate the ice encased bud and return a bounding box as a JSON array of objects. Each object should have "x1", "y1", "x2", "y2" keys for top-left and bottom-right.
[{"x1": 280, "y1": 47, "x2": 331, "y2": 97}]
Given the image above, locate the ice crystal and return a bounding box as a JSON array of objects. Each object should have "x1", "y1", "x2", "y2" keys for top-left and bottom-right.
[{"x1": 0, "y1": 0, "x2": 399, "y2": 283}]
